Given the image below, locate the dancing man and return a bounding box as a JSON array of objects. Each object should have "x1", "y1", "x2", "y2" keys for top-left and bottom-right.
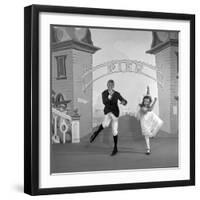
[{"x1": 90, "y1": 80, "x2": 128, "y2": 156}]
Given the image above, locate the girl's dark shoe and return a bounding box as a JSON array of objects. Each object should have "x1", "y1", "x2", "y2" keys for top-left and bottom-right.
[{"x1": 145, "y1": 148, "x2": 151, "y2": 155}]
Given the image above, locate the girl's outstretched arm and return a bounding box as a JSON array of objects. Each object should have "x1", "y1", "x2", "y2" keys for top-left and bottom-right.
[{"x1": 149, "y1": 97, "x2": 157, "y2": 111}]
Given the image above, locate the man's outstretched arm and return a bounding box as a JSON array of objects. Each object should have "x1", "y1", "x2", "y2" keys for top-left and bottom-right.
[{"x1": 118, "y1": 93, "x2": 127, "y2": 105}]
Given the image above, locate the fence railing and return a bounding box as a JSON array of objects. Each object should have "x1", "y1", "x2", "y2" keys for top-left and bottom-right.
[{"x1": 51, "y1": 107, "x2": 80, "y2": 144}]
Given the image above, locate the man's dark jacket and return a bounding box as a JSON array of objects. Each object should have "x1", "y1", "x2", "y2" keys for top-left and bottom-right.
[{"x1": 102, "y1": 90, "x2": 127, "y2": 117}]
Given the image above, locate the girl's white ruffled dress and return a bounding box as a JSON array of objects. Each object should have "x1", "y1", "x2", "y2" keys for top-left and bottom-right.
[{"x1": 136, "y1": 108, "x2": 163, "y2": 137}]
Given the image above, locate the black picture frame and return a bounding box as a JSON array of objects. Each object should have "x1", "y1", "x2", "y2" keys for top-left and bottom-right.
[{"x1": 24, "y1": 4, "x2": 195, "y2": 196}]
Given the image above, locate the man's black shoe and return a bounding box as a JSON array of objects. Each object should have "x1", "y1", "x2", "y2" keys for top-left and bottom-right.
[
  {"x1": 89, "y1": 131, "x2": 98, "y2": 143},
  {"x1": 111, "y1": 147, "x2": 118, "y2": 156},
  {"x1": 89, "y1": 124, "x2": 103, "y2": 143}
]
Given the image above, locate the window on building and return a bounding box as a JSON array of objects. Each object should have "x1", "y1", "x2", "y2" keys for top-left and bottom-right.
[{"x1": 56, "y1": 55, "x2": 67, "y2": 79}]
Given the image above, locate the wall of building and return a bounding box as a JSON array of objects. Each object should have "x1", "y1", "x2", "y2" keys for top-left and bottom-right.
[
  {"x1": 72, "y1": 49, "x2": 93, "y2": 138},
  {"x1": 156, "y1": 45, "x2": 178, "y2": 134},
  {"x1": 52, "y1": 48, "x2": 94, "y2": 138},
  {"x1": 170, "y1": 45, "x2": 179, "y2": 134}
]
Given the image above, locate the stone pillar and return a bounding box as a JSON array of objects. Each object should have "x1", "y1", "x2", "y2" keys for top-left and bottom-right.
[
  {"x1": 71, "y1": 114, "x2": 80, "y2": 143},
  {"x1": 146, "y1": 31, "x2": 178, "y2": 134}
]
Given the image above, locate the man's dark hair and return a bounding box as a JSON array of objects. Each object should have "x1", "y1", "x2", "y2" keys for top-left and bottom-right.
[{"x1": 107, "y1": 79, "x2": 114, "y2": 84}]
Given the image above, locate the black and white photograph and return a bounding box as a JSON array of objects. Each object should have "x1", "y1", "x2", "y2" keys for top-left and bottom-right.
[
  {"x1": 23, "y1": 4, "x2": 195, "y2": 195},
  {"x1": 50, "y1": 26, "x2": 179, "y2": 173},
  {"x1": 0, "y1": 0, "x2": 199, "y2": 199}
]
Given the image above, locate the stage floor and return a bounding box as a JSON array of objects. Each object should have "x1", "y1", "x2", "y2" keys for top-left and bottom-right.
[{"x1": 51, "y1": 137, "x2": 178, "y2": 174}]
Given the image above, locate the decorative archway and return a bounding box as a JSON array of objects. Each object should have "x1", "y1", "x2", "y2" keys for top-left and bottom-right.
[{"x1": 81, "y1": 59, "x2": 164, "y2": 92}]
